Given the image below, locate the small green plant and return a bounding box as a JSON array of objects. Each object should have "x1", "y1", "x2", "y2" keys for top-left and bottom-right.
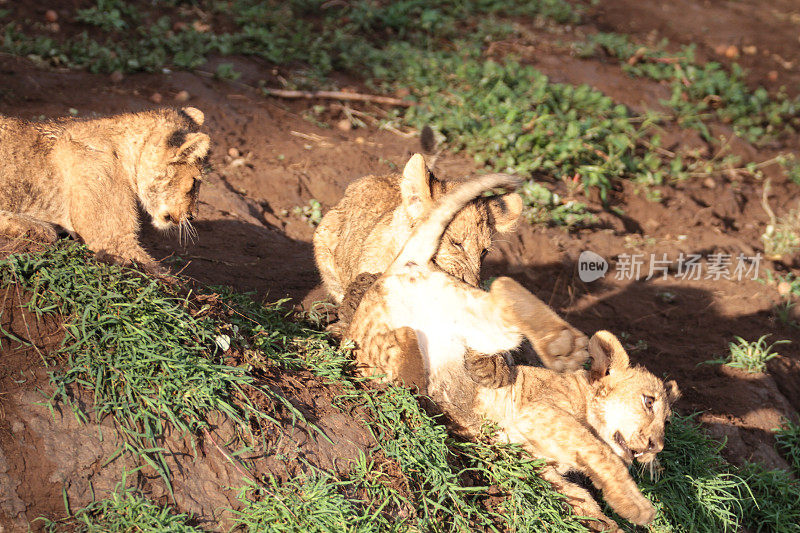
[
  {"x1": 709, "y1": 334, "x2": 789, "y2": 373},
  {"x1": 762, "y1": 206, "x2": 800, "y2": 259},
  {"x1": 519, "y1": 181, "x2": 596, "y2": 227},
  {"x1": 291, "y1": 199, "x2": 324, "y2": 226},
  {"x1": 775, "y1": 419, "x2": 800, "y2": 473},
  {"x1": 75, "y1": 0, "x2": 140, "y2": 32},
  {"x1": 215, "y1": 62, "x2": 242, "y2": 81}
]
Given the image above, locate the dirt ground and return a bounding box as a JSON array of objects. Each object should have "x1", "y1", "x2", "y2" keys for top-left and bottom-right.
[{"x1": 2, "y1": 0, "x2": 800, "y2": 529}]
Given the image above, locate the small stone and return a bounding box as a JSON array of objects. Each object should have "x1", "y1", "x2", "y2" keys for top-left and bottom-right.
[
  {"x1": 768, "y1": 70, "x2": 779, "y2": 82},
  {"x1": 150, "y1": 92, "x2": 163, "y2": 104},
  {"x1": 336, "y1": 118, "x2": 352, "y2": 131},
  {"x1": 355, "y1": 136, "x2": 365, "y2": 144},
  {"x1": 227, "y1": 147, "x2": 240, "y2": 158},
  {"x1": 109, "y1": 71, "x2": 124, "y2": 83},
  {"x1": 778, "y1": 281, "x2": 792, "y2": 297},
  {"x1": 743, "y1": 45, "x2": 757, "y2": 56},
  {"x1": 724, "y1": 45, "x2": 740, "y2": 59},
  {"x1": 45, "y1": 9, "x2": 58, "y2": 23},
  {"x1": 174, "y1": 90, "x2": 190, "y2": 102},
  {"x1": 192, "y1": 20, "x2": 211, "y2": 33},
  {"x1": 703, "y1": 177, "x2": 716, "y2": 189}
]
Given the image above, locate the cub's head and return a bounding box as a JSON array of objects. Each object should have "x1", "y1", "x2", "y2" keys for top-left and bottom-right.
[
  {"x1": 399, "y1": 154, "x2": 522, "y2": 286},
  {"x1": 586, "y1": 331, "x2": 680, "y2": 467},
  {"x1": 141, "y1": 107, "x2": 210, "y2": 233}
]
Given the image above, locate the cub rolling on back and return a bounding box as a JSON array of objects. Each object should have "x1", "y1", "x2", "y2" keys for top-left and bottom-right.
[
  {"x1": 313, "y1": 153, "x2": 522, "y2": 303},
  {"x1": 346, "y1": 175, "x2": 678, "y2": 530},
  {"x1": 0, "y1": 107, "x2": 210, "y2": 271}
]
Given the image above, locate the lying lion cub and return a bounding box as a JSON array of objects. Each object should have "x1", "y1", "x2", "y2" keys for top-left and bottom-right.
[
  {"x1": 314, "y1": 153, "x2": 522, "y2": 304},
  {"x1": 0, "y1": 107, "x2": 210, "y2": 271},
  {"x1": 347, "y1": 175, "x2": 679, "y2": 531}
]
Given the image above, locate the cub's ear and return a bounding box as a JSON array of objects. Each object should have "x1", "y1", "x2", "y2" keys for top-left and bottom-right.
[
  {"x1": 181, "y1": 107, "x2": 205, "y2": 127},
  {"x1": 588, "y1": 330, "x2": 629, "y2": 381},
  {"x1": 400, "y1": 153, "x2": 433, "y2": 220},
  {"x1": 665, "y1": 380, "x2": 681, "y2": 404},
  {"x1": 171, "y1": 132, "x2": 210, "y2": 163},
  {"x1": 488, "y1": 192, "x2": 522, "y2": 233}
]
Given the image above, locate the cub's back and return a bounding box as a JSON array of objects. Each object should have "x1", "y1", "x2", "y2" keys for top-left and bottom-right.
[
  {"x1": 314, "y1": 172, "x2": 405, "y2": 300},
  {"x1": 0, "y1": 116, "x2": 63, "y2": 213}
]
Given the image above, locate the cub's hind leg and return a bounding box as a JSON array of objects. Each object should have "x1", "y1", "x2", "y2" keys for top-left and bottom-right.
[
  {"x1": 0, "y1": 210, "x2": 58, "y2": 243},
  {"x1": 489, "y1": 277, "x2": 589, "y2": 371}
]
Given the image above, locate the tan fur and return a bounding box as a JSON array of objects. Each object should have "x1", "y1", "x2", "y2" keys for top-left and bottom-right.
[
  {"x1": 346, "y1": 177, "x2": 679, "y2": 531},
  {"x1": 0, "y1": 107, "x2": 210, "y2": 271},
  {"x1": 314, "y1": 153, "x2": 523, "y2": 303}
]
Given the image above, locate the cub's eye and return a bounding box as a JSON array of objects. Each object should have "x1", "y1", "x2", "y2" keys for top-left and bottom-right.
[
  {"x1": 451, "y1": 239, "x2": 463, "y2": 250},
  {"x1": 480, "y1": 248, "x2": 489, "y2": 260},
  {"x1": 642, "y1": 395, "x2": 655, "y2": 411}
]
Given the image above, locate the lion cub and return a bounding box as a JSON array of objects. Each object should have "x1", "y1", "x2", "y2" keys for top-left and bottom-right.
[
  {"x1": 346, "y1": 176, "x2": 678, "y2": 530},
  {"x1": 313, "y1": 153, "x2": 522, "y2": 303},
  {"x1": 0, "y1": 107, "x2": 210, "y2": 271}
]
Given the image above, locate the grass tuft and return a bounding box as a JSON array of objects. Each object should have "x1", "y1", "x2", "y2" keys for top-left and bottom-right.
[
  {"x1": 39, "y1": 488, "x2": 202, "y2": 532},
  {"x1": 709, "y1": 335, "x2": 790, "y2": 374}
]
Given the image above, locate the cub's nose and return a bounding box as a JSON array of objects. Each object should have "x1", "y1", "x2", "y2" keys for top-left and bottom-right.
[{"x1": 647, "y1": 438, "x2": 663, "y2": 454}]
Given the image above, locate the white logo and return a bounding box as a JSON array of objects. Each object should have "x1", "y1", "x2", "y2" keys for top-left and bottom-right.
[{"x1": 578, "y1": 250, "x2": 608, "y2": 283}]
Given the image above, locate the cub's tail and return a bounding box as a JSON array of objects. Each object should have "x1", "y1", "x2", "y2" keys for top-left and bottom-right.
[{"x1": 390, "y1": 155, "x2": 521, "y2": 271}]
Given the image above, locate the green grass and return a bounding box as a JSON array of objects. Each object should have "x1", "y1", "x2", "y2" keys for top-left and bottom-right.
[
  {"x1": 39, "y1": 488, "x2": 202, "y2": 532},
  {"x1": 0, "y1": 0, "x2": 695, "y2": 225},
  {"x1": 708, "y1": 335, "x2": 790, "y2": 374},
  {"x1": 578, "y1": 33, "x2": 800, "y2": 144},
  {"x1": 0, "y1": 242, "x2": 284, "y2": 492},
  {"x1": 6, "y1": 1, "x2": 797, "y2": 226},
  {"x1": 775, "y1": 419, "x2": 800, "y2": 474},
  {"x1": 6, "y1": 245, "x2": 796, "y2": 531}
]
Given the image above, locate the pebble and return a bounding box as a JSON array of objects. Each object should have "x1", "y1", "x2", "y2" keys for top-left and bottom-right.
[
  {"x1": 150, "y1": 92, "x2": 163, "y2": 104},
  {"x1": 109, "y1": 71, "x2": 124, "y2": 83},
  {"x1": 355, "y1": 136, "x2": 365, "y2": 144},
  {"x1": 724, "y1": 45, "x2": 739, "y2": 59},
  {"x1": 228, "y1": 147, "x2": 240, "y2": 158},
  {"x1": 778, "y1": 281, "x2": 792, "y2": 297},
  {"x1": 743, "y1": 45, "x2": 757, "y2": 56},
  {"x1": 703, "y1": 177, "x2": 716, "y2": 189},
  {"x1": 45, "y1": 9, "x2": 58, "y2": 23},
  {"x1": 336, "y1": 119, "x2": 352, "y2": 131},
  {"x1": 768, "y1": 70, "x2": 779, "y2": 82},
  {"x1": 174, "y1": 90, "x2": 190, "y2": 102}
]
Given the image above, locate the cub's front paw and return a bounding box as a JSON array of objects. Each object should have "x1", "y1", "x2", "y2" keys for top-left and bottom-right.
[
  {"x1": 538, "y1": 327, "x2": 590, "y2": 372},
  {"x1": 611, "y1": 492, "x2": 655, "y2": 526}
]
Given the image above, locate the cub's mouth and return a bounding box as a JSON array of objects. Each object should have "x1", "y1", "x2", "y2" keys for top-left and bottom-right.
[{"x1": 613, "y1": 431, "x2": 649, "y2": 464}]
